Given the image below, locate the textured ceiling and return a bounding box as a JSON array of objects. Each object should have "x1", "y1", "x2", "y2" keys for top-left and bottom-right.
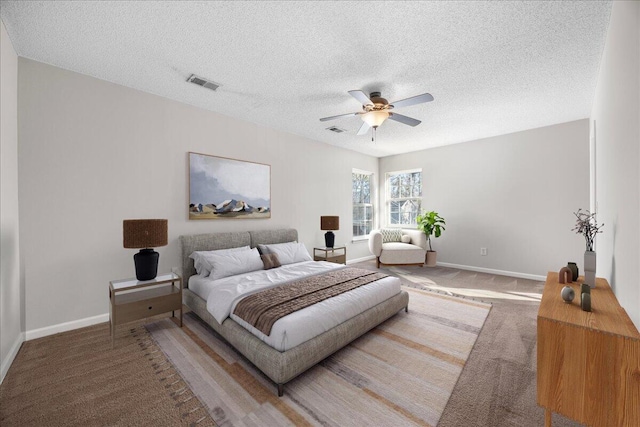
[{"x1": 0, "y1": 1, "x2": 612, "y2": 157}]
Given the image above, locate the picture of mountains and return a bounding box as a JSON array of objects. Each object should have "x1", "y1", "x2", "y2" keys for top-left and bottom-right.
[
  {"x1": 189, "y1": 199, "x2": 270, "y2": 219},
  {"x1": 189, "y1": 152, "x2": 271, "y2": 220}
]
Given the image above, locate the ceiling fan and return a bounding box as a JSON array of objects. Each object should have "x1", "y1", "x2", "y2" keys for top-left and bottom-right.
[{"x1": 320, "y1": 90, "x2": 434, "y2": 140}]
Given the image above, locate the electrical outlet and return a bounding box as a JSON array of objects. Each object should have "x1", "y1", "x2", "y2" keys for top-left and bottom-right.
[{"x1": 480, "y1": 248, "x2": 487, "y2": 256}]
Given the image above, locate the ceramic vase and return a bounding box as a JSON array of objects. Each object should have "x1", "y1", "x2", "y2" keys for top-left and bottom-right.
[
  {"x1": 584, "y1": 250, "x2": 596, "y2": 289},
  {"x1": 567, "y1": 262, "x2": 579, "y2": 282}
]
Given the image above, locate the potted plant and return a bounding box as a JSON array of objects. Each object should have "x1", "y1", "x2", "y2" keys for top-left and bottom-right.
[
  {"x1": 572, "y1": 209, "x2": 603, "y2": 288},
  {"x1": 416, "y1": 211, "x2": 446, "y2": 267}
]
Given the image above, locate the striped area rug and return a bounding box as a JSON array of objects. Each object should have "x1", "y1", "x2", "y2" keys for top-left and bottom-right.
[{"x1": 147, "y1": 287, "x2": 491, "y2": 427}]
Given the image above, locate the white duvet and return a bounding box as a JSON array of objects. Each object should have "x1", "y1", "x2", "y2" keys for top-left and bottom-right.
[{"x1": 188, "y1": 261, "x2": 401, "y2": 351}]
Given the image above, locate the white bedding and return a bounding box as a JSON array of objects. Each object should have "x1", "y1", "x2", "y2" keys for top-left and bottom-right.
[{"x1": 188, "y1": 261, "x2": 401, "y2": 351}]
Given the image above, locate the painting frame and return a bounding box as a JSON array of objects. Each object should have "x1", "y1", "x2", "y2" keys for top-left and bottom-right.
[{"x1": 188, "y1": 152, "x2": 271, "y2": 220}]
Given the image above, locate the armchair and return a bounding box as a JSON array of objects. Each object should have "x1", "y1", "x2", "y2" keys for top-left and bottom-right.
[{"x1": 368, "y1": 229, "x2": 427, "y2": 268}]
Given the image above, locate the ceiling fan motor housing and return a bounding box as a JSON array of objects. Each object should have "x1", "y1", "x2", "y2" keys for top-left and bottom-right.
[{"x1": 365, "y1": 92, "x2": 389, "y2": 111}]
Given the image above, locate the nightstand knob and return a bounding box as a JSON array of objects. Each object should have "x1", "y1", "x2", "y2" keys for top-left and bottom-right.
[{"x1": 148, "y1": 306, "x2": 153, "y2": 310}]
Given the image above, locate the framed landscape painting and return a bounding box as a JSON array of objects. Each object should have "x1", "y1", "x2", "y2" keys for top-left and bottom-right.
[{"x1": 189, "y1": 152, "x2": 271, "y2": 220}]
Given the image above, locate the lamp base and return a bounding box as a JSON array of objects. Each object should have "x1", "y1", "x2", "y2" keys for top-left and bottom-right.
[
  {"x1": 134, "y1": 248, "x2": 159, "y2": 281},
  {"x1": 324, "y1": 231, "x2": 335, "y2": 248}
]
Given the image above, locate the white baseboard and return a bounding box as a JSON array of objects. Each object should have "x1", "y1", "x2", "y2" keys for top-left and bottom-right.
[
  {"x1": 25, "y1": 313, "x2": 109, "y2": 341},
  {"x1": 347, "y1": 255, "x2": 376, "y2": 265},
  {"x1": 1, "y1": 332, "x2": 25, "y2": 384},
  {"x1": 437, "y1": 262, "x2": 546, "y2": 281}
]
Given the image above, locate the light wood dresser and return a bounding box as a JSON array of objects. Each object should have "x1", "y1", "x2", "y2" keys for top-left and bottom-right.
[{"x1": 537, "y1": 272, "x2": 640, "y2": 426}]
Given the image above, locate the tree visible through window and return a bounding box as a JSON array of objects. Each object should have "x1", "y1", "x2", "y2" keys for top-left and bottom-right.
[
  {"x1": 387, "y1": 170, "x2": 422, "y2": 226},
  {"x1": 352, "y1": 170, "x2": 373, "y2": 238}
]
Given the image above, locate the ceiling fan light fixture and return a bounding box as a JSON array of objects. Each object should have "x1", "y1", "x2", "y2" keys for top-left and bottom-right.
[{"x1": 362, "y1": 110, "x2": 389, "y2": 128}]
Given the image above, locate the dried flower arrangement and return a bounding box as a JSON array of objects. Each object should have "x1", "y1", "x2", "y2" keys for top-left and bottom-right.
[{"x1": 572, "y1": 209, "x2": 604, "y2": 252}]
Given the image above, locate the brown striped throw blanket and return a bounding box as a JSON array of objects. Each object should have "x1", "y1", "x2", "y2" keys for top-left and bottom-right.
[{"x1": 233, "y1": 267, "x2": 388, "y2": 336}]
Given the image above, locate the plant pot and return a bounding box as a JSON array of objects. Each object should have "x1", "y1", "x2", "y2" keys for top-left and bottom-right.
[
  {"x1": 425, "y1": 251, "x2": 437, "y2": 267},
  {"x1": 584, "y1": 250, "x2": 596, "y2": 288}
]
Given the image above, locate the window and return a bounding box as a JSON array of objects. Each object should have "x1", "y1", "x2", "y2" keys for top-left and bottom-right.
[
  {"x1": 387, "y1": 169, "x2": 422, "y2": 226},
  {"x1": 352, "y1": 170, "x2": 374, "y2": 239}
]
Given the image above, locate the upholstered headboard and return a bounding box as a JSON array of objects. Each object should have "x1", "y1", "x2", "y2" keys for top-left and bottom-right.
[
  {"x1": 180, "y1": 228, "x2": 298, "y2": 283},
  {"x1": 249, "y1": 229, "x2": 298, "y2": 248}
]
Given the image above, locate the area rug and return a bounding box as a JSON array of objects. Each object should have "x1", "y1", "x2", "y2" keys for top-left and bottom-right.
[
  {"x1": 147, "y1": 286, "x2": 491, "y2": 427},
  {"x1": 0, "y1": 321, "x2": 214, "y2": 426}
]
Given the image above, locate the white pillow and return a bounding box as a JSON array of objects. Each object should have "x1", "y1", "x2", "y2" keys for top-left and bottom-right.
[
  {"x1": 401, "y1": 234, "x2": 412, "y2": 243},
  {"x1": 206, "y1": 248, "x2": 264, "y2": 280},
  {"x1": 262, "y1": 241, "x2": 312, "y2": 265},
  {"x1": 190, "y1": 246, "x2": 251, "y2": 276}
]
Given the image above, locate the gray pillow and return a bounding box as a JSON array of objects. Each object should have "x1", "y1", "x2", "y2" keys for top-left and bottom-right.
[{"x1": 261, "y1": 253, "x2": 281, "y2": 270}]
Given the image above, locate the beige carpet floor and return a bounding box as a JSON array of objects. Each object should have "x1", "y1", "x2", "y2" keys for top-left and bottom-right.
[
  {"x1": 0, "y1": 319, "x2": 215, "y2": 426},
  {"x1": 147, "y1": 287, "x2": 491, "y2": 427}
]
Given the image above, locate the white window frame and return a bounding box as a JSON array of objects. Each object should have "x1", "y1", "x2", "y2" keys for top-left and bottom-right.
[
  {"x1": 352, "y1": 169, "x2": 374, "y2": 241},
  {"x1": 386, "y1": 168, "x2": 422, "y2": 227}
]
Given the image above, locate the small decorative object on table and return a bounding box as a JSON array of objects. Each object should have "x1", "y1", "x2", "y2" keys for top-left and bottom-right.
[
  {"x1": 567, "y1": 262, "x2": 579, "y2": 281},
  {"x1": 580, "y1": 283, "x2": 591, "y2": 312},
  {"x1": 581, "y1": 292, "x2": 591, "y2": 312},
  {"x1": 558, "y1": 267, "x2": 572, "y2": 284},
  {"x1": 560, "y1": 286, "x2": 575, "y2": 303},
  {"x1": 572, "y1": 209, "x2": 604, "y2": 289}
]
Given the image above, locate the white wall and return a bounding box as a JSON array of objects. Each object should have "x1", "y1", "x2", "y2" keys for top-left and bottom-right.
[
  {"x1": 18, "y1": 58, "x2": 378, "y2": 334},
  {"x1": 590, "y1": 0, "x2": 640, "y2": 329},
  {"x1": 379, "y1": 120, "x2": 590, "y2": 279},
  {"x1": 1, "y1": 20, "x2": 23, "y2": 382}
]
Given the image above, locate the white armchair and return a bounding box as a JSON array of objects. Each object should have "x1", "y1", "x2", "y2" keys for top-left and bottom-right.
[{"x1": 368, "y1": 229, "x2": 427, "y2": 268}]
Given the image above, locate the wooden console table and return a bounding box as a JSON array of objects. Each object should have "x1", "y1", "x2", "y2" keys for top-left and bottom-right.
[{"x1": 537, "y1": 272, "x2": 640, "y2": 426}]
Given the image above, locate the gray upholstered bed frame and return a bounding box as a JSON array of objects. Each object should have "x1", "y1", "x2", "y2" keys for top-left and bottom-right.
[{"x1": 180, "y1": 228, "x2": 409, "y2": 396}]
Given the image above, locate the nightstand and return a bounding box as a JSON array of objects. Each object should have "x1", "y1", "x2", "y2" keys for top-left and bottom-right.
[
  {"x1": 314, "y1": 247, "x2": 347, "y2": 265},
  {"x1": 109, "y1": 273, "x2": 182, "y2": 348}
]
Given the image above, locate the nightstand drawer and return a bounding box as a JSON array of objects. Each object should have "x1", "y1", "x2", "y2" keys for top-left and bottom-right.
[
  {"x1": 316, "y1": 255, "x2": 346, "y2": 264},
  {"x1": 115, "y1": 289, "x2": 181, "y2": 324},
  {"x1": 110, "y1": 273, "x2": 182, "y2": 349},
  {"x1": 313, "y1": 247, "x2": 347, "y2": 265}
]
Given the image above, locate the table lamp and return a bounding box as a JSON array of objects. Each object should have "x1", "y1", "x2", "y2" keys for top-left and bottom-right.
[
  {"x1": 320, "y1": 216, "x2": 339, "y2": 248},
  {"x1": 123, "y1": 219, "x2": 168, "y2": 281}
]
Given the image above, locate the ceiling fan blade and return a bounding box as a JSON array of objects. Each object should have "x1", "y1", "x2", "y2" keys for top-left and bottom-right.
[
  {"x1": 319, "y1": 112, "x2": 359, "y2": 122},
  {"x1": 348, "y1": 90, "x2": 373, "y2": 106},
  {"x1": 388, "y1": 113, "x2": 421, "y2": 127},
  {"x1": 390, "y1": 93, "x2": 434, "y2": 109},
  {"x1": 356, "y1": 121, "x2": 370, "y2": 135}
]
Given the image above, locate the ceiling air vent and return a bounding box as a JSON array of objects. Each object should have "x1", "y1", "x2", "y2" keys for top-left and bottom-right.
[
  {"x1": 326, "y1": 126, "x2": 346, "y2": 133},
  {"x1": 187, "y1": 74, "x2": 220, "y2": 91}
]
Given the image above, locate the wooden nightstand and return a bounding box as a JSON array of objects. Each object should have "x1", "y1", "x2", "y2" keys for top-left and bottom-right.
[
  {"x1": 314, "y1": 247, "x2": 347, "y2": 265},
  {"x1": 109, "y1": 273, "x2": 182, "y2": 348}
]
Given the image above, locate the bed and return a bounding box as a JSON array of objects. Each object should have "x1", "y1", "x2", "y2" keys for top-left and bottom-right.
[{"x1": 180, "y1": 228, "x2": 409, "y2": 396}]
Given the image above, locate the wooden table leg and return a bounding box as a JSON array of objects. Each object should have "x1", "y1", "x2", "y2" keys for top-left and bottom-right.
[{"x1": 544, "y1": 409, "x2": 552, "y2": 427}]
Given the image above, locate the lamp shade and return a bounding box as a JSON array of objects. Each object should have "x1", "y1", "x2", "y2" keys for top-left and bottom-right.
[
  {"x1": 123, "y1": 219, "x2": 168, "y2": 249},
  {"x1": 320, "y1": 216, "x2": 339, "y2": 231},
  {"x1": 362, "y1": 110, "x2": 389, "y2": 128}
]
